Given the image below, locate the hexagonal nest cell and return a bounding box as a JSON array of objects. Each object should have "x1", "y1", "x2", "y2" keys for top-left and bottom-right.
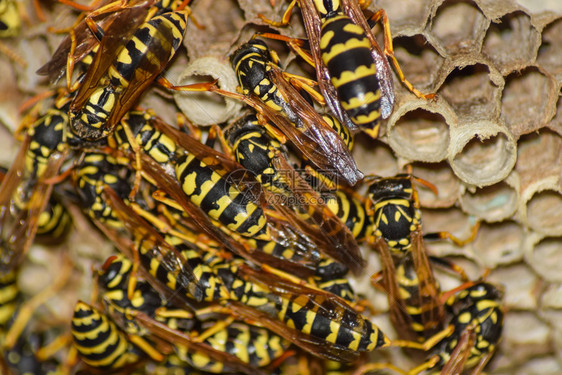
[{"x1": 1, "y1": 0, "x2": 562, "y2": 374}]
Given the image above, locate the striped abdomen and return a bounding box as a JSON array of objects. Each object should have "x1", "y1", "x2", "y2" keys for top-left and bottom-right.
[
  {"x1": 71, "y1": 301, "x2": 140, "y2": 369},
  {"x1": 70, "y1": 11, "x2": 188, "y2": 141},
  {"x1": 175, "y1": 153, "x2": 267, "y2": 238},
  {"x1": 320, "y1": 14, "x2": 382, "y2": 138}
]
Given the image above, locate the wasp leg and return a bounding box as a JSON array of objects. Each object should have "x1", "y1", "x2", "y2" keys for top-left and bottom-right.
[
  {"x1": 0, "y1": 41, "x2": 26, "y2": 67},
  {"x1": 128, "y1": 334, "x2": 165, "y2": 361},
  {"x1": 157, "y1": 76, "x2": 218, "y2": 92},
  {"x1": 367, "y1": 9, "x2": 435, "y2": 100},
  {"x1": 259, "y1": 32, "x2": 316, "y2": 67},
  {"x1": 258, "y1": 0, "x2": 297, "y2": 27},
  {"x1": 4, "y1": 256, "x2": 73, "y2": 349},
  {"x1": 423, "y1": 220, "x2": 480, "y2": 247}
]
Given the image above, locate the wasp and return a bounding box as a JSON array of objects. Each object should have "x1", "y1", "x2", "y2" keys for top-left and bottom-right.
[
  {"x1": 68, "y1": 6, "x2": 210, "y2": 142},
  {"x1": 0, "y1": 99, "x2": 71, "y2": 272},
  {"x1": 96, "y1": 254, "x2": 291, "y2": 375},
  {"x1": 230, "y1": 264, "x2": 390, "y2": 363},
  {"x1": 225, "y1": 113, "x2": 364, "y2": 273},
  {"x1": 365, "y1": 174, "x2": 445, "y2": 341},
  {"x1": 226, "y1": 37, "x2": 363, "y2": 186},
  {"x1": 71, "y1": 300, "x2": 144, "y2": 370},
  {"x1": 259, "y1": 0, "x2": 433, "y2": 138},
  {"x1": 423, "y1": 281, "x2": 504, "y2": 374},
  {"x1": 37, "y1": 0, "x2": 188, "y2": 86},
  {"x1": 358, "y1": 281, "x2": 504, "y2": 375}
]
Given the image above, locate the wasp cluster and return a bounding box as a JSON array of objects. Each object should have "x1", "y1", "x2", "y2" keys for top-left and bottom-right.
[{"x1": 0, "y1": 0, "x2": 560, "y2": 374}]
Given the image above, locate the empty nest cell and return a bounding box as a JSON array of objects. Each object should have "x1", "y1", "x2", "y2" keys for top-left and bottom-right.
[
  {"x1": 472, "y1": 221, "x2": 524, "y2": 268},
  {"x1": 439, "y1": 63, "x2": 502, "y2": 119},
  {"x1": 488, "y1": 263, "x2": 539, "y2": 310},
  {"x1": 392, "y1": 34, "x2": 444, "y2": 92},
  {"x1": 498, "y1": 311, "x2": 553, "y2": 369},
  {"x1": 174, "y1": 57, "x2": 243, "y2": 126},
  {"x1": 459, "y1": 179, "x2": 518, "y2": 222},
  {"x1": 412, "y1": 161, "x2": 460, "y2": 208},
  {"x1": 482, "y1": 11, "x2": 541, "y2": 75},
  {"x1": 428, "y1": 0, "x2": 489, "y2": 55},
  {"x1": 377, "y1": 0, "x2": 432, "y2": 31},
  {"x1": 525, "y1": 190, "x2": 562, "y2": 236},
  {"x1": 449, "y1": 120, "x2": 516, "y2": 187},
  {"x1": 535, "y1": 18, "x2": 562, "y2": 78},
  {"x1": 387, "y1": 100, "x2": 452, "y2": 162},
  {"x1": 526, "y1": 236, "x2": 562, "y2": 283},
  {"x1": 500, "y1": 66, "x2": 558, "y2": 137}
]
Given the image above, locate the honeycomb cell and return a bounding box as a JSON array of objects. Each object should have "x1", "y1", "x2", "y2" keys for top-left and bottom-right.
[
  {"x1": 428, "y1": 0, "x2": 489, "y2": 55},
  {"x1": 525, "y1": 190, "x2": 562, "y2": 236},
  {"x1": 482, "y1": 11, "x2": 541, "y2": 75},
  {"x1": 536, "y1": 18, "x2": 562, "y2": 78},
  {"x1": 392, "y1": 34, "x2": 444, "y2": 91},
  {"x1": 377, "y1": 0, "x2": 433, "y2": 31},
  {"x1": 421, "y1": 207, "x2": 477, "y2": 258},
  {"x1": 514, "y1": 356, "x2": 562, "y2": 375},
  {"x1": 488, "y1": 263, "x2": 538, "y2": 310},
  {"x1": 516, "y1": 130, "x2": 562, "y2": 192},
  {"x1": 547, "y1": 96, "x2": 562, "y2": 136},
  {"x1": 540, "y1": 283, "x2": 562, "y2": 311},
  {"x1": 472, "y1": 221, "x2": 524, "y2": 268},
  {"x1": 185, "y1": 0, "x2": 246, "y2": 58},
  {"x1": 500, "y1": 311, "x2": 552, "y2": 366},
  {"x1": 174, "y1": 57, "x2": 243, "y2": 126},
  {"x1": 449, "y1": 120, "x2": 517, "y2": 187},
  {"x1": 412, "y1": 161, "x2": 460, "y2": 208},
  {"x1": 500, "y1": 67, "x2": 557, "y2": 137},
  {"x1": 439, "y1": 63, "x2": 502, "y2": 119},
  {"x1": 526, "y1": 236, "x2": 562, "y2": 283},
  {"x1": 354, "y1": 137, "x2": 398, "y2": 177},
  {"x1": 387, "y1": 99, "x2": 453, "y2": 162},
  {"x1": 459, "y1": 177, "x2": 519, "y2": 222}
]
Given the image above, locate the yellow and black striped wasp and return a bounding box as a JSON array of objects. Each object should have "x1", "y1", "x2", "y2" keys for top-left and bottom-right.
[
  {"x1": 365, "y1": 174, "x2": 445, "y2": 342},
  {"x1": 96, "y1": 253, "x2": 292, "y2": 374},
  {"x1": 357, "y1": 280, "x2": 504, "y2": 375},
  {"x1": 0, "y1": 94, "x2": 72, "y2": 273},
  {"x1": 224, "y1": 112, "x2": 364, "y2": 273},
  {"x1": 259, "y1": 0, "x2": 433, "y2": 138},
  {"x1": 365, "y1": 173, "x2": 479, "y2": 343},
  {"x1": 67, "y1": 6, "x2": 205, "y2": 142},
  {"x1": 71, "y1": 300, "x2": 146, "y2": 370},
  {"x1": 225, "y1": 37, "x2": 363, "y2": 186}
]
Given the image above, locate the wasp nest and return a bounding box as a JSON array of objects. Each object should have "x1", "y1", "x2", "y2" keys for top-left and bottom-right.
[{"x1": 0, "y1": 0, "x2": 561, "y2": 373}]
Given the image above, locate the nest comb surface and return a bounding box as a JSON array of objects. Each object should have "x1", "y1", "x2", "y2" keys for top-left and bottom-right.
[{"x1": 0, "y1": 0, "x2": 561, "y2": 373}]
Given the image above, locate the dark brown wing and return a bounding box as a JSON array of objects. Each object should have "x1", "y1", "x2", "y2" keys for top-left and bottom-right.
[
  {"x1": 69, "y1": 5, "x2": 149, "y2": 112},
  {"x1": 102, "y1": 186, "x2": 205, "y2": 302},
  {"x1": 370, "y1": 237, "x2": 418, "y2": 341},
  {"x1": 410, "y1": 229, "x2": 445, "y2": 337},
  {"x1": 439, "y1": 327, "x2": 477, "y2": 375},
  {"x1": 36, "y1": 0, "x2": 118, "y2": 82},
  {"x1": 268, "y1": 67, "x2": 363, "y2": 186},
  {"x1": 134, "y1": 310, "x2": 268, "y2": 375},
  {"x1": 0, "y1": 142, "x2": 67, "y2": 272},
  {"x1": 270, "y1": 153, "x2": 364, "y2": 273},
  {"x1": 296, "y1": 0, "x2": 357, "y2": 131}
]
